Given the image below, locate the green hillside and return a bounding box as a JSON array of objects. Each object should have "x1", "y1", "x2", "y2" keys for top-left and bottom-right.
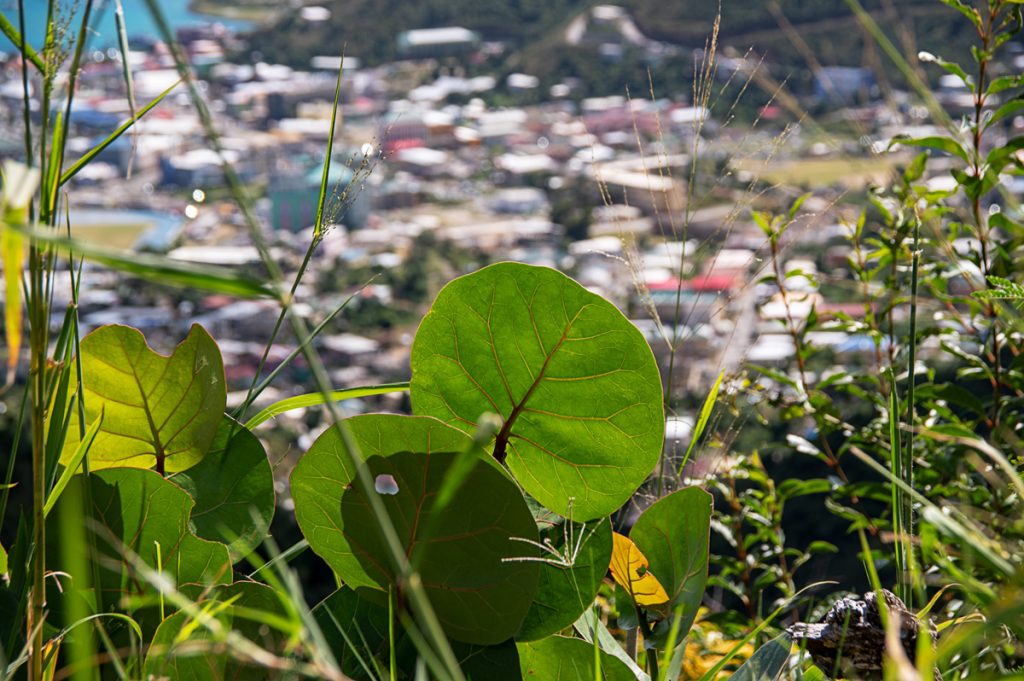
[
  {"x1": 239, "y1": 0, "x2": 975, "y2": 99},
  {"x1": 242, "y1": 0, "x2": 591, "y2": 65}
]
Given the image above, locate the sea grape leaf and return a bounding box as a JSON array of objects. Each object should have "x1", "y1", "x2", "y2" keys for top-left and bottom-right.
[
  {"x1": 313, "y1": 589, "x2": 522, "y2": 680},
  {"x1": 340, "y1": 451, "x2": 540, "y2": 645},
  {"x1": 50, "y1": 468, "x2": 231, "y2": 619},
  {"x1": 313, "y1": 587, "x2": 394, "y2": 680},
  {"x1": 292, "y1": 414, "x2": 473, "y2": 589},
  {"x1": 629, "y1": 487, "x2": 712, "y2": 641},
  {"x1": 517, "y1": 635, "x2": 635, "y2": 680},
  {"x1": 144, "y1": 581, "x2": 289, "y2": 680},
  {"x1": 170, "y1": 417, "x2": 274, "y2": 562},
  {"x1": 60, "y1": 324, "x2": 225, "y2": 474},
  {"x1": 146, "y1": 609, "x2": 226, "y2": 680},
  {"x1": 517, "y1": 517, "x2": 612, "y2": 641},
  {"x1": 410, "y1": 262, "x2": 664, "y2": 521},
  {"x1": 454, "y1": 639, "x2": 521, "y2": 681},
  {"x1": 609, "y1": 531, "x2": 670, "y2": 608}
]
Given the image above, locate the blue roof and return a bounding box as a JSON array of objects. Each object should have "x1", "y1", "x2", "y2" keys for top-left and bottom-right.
[{"x1": 304, "y1": 161, "x2": 355, "y2": 187}]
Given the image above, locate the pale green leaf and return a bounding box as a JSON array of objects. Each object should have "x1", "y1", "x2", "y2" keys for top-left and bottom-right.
[
  {"x1": 44, "y1": 410, "x2": 103, "y2": 518},
  {"x1": 410, "y1": 262, "x2": 664, "y2": 521},
  {"x1": 60, "y1": 324, "x2": 226, "y2": 474}
]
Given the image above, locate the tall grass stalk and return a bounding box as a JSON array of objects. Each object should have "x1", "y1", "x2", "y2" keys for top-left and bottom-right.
[
  {"x1": 140, "y1": 2, "x2": 465, "y2": 675},
  {"x1": 887, "y1": 371, "x2": 910, "y2": 607}
]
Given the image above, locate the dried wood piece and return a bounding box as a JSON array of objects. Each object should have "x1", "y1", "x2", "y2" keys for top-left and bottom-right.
[{"x1": 787, "y1": 589, "x2": 937, "y2": 680}]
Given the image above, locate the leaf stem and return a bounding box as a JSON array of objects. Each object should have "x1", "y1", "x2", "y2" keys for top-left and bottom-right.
[{"x1": 637, "y1": 606, "x2": 659, "y2": 679}]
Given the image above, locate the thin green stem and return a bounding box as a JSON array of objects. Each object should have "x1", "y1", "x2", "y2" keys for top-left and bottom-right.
[
  {"x1": 637, "y1": 607, "x2": 659, "y2": 679},
  {"x1": 902, "y1": 209, "x2": 921, "y2": 609},
  {"x1": 27, "y1": 1, "x2": 50, "y2": 675},
  {"x1": 389, "y1": 586, "x2": 397, "y2": 681}
]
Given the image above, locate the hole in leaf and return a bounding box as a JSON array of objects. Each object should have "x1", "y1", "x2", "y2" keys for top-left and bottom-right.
[{"x1": 374, "y1": 474, "x2": 399, "y2": 495}]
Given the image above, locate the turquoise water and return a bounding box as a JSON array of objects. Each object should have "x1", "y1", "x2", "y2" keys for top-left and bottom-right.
[
  {"x1": 11, "y1": 0, "x2": 252, "y2": 49},
  {"x1": 70, "y1": 208, "x2": 185, "y2": 251}
]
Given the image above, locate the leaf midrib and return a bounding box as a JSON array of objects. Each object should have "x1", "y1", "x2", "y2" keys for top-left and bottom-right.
[
  {"x1": 492, "y1": 302, "x2": 586, "y2": 463},
  {"x1": 116, "y1": 335, "x2": 169, "y2": 475}
]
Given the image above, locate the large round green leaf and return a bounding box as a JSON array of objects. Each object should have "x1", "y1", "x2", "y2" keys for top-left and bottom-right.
[
  {"x1": 291, "y1": 414, "x2": 473, "y2": 589},
  {"x1": 629, "y1": 486, "x2": 712, "y2": 641},
  {"x1": 50, "y1": 468, "x2": 232, "y2": 619},
  {"x1": 312, "y1": 589, "x2": 523, "y2": 680},
  {"x1": 454, "y1": 639, "x2": 521, "y2": 681},
  {"x1": 409, "y1": 262, "x2": 664, "y2": 521},
  {"x1": 517, "y1": 635, "x2": 634, "y2": 680},
  {"x1": 60, "y1": 324, "x2": 226, "y2": 474},
  {"x1": 313, "y1": 587, "x2": 394, "y2": 680},
  {"x1": 170, "y1": 417, "x2": 275, "y2": 562},
  {"x1": 341, "y1": 451, "x2": 540, "y2": 645},
  {"x1": 516, "y1": 517, "x2": 612, "y2": 641}
]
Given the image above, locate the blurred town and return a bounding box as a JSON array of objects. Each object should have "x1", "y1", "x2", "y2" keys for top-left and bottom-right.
[{"x1": 2, "y1": 2, "x2": 1023, "y2": 473}]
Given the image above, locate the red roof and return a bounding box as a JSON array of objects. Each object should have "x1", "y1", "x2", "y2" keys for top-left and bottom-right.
[{"x1": 646, "y1": 273, "x2": 739, "y2": 292}]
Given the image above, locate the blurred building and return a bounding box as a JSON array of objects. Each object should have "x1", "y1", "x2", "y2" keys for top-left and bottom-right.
[
  {"x1": 397, "y1": 27, "x2": 480, "y2": 59},
  {"x1": 268, "y1": 160, "x2": 370, "y2": 232}
]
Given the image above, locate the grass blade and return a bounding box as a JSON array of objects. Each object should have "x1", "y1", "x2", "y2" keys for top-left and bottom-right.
[
  {"x1": 59, "y1": 78, "x2": 181, "y2": 187},
  {"x1": 244, "y1": 383, "x2": 411, "y2": 429},
  {"x1": 44, "y1": 409, "x2": 102, "y2": 518},
  {"x1": 0, "y1": 12, "x2": 43, "y2": 71},
  {"x1": 573, "y1": 608, "x2": 651, "y2": 681},
  {"x1": 728, "y1": 633, "x2": 791, "y2": 681},
  {"x1": 233, "y1": 280, "x2": 367, "y2": 422},
  {"x1": 696, "y1": 582, "x2": 834, "y2": 681},
  {"x1": 848, "y1": 445, "x2": 1014, "y2": 578},
  {"x1": 677, "y1": 369, "x2": 724, "y2": 475},
  {"x1": 887, "y1": 368, "x2": 909, "y2": 606},
  {"x1": 313, "y1": 53, "x2": 345, "y2": 240},
  {"x1": 113, "y1": 0, "x2": 139, "y2": 177},
  {"x1": 11, "y1": 223, "x2": 279, "y2": 298}
]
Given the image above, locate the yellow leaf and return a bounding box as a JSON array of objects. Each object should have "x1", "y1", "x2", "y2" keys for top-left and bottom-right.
[
  {"x1": 609, "y1": 531, "x2": 669, "y2": 607},
  {"x1": 2, "y1": 224, "x2": 25, "y2": 388},
  {"x1": 1, "y1": 161, "x2": 39, "y2": 389},
  {"x1": 41, "y1": 637, "x2": 60, "y2": 681}
]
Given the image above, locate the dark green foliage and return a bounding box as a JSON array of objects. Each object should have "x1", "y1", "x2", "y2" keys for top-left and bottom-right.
[
  {"x1": 629, "y1": 487, "x2": 712, "y2": 640},
  {"x1": 518, "y1": 635, "x2": 635, "y2": 680},
  {"x1": 313, "y1": 587, "x2": 394, "y2": 679},
  {"x1": 170, "y1": 417, "x2": 275, "y2": 562},
  {"x1": 516, "y1": 517, "x2": 612, "y2": 641},
  {"x1": 340, "y1": 451, "x2": 541, "y2": 645},
  {"x1": 291, "y1": 414, "x2": 474, "y2": 589}
]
